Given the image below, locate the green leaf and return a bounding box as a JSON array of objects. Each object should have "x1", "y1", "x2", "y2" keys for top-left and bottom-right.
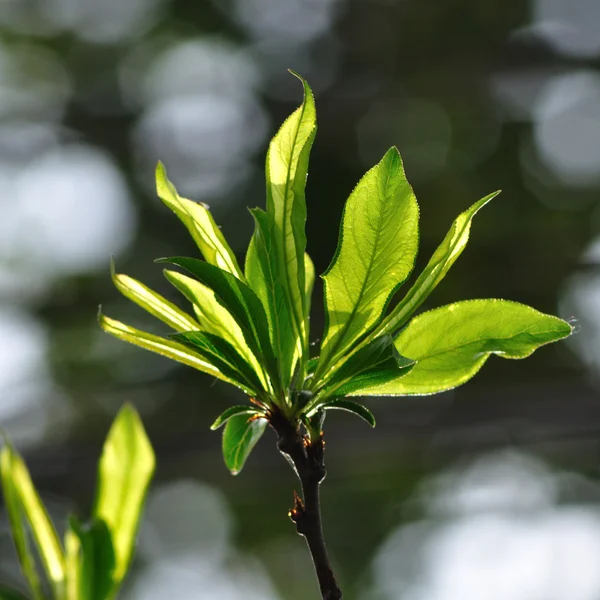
[
  {"x1": 156, "y1": 162, "x2": 243, "y2": 278},
  {"x1": 376, "y1": 191, "x2": 500, "y2": 338},
  {"x1": 315, "y1": 335, "x2": 414, "y2": 398},
  {"x1": 172, "y1": 331, "x2": 265, "y2": 395},
  {"x1": 352, "y1": 299, "x2": 573, "y2": 396},
  {"x1": 265, "y1": 72, "x2": 317, "y2": 373},
  {"x1": 158, "y1": 257, "x2": 277, "y2": 394},
  {"x1": 65, "y1": 517, "x2": 115, "y2": 600},
  {"x1": 99, "y1": 311, "x2": 246, "y2": 389},
  {"x1": 0, "y1": 585, "x2": 30, "y2": 600},
  {"x1": 164, "y1": 268, "x2": 266, "y2": 388},
  {"x1": 93, "y1": 404, "x2": 155, "y2": 587},
  {"x1": 245, "y1": 208, "x2": 298, "y2": 388},
  {"x1": 318, "y1": 147, "x2": 419, "y2": 378},
  {"x1": 1, "y1": 445, "x2": 65, "y2": 598},
  {"x1": 111, "y1": 259, "x2": 199, "y2": 333},
  {"x1": 320, "y1": 400, "x2": 376, "y2": 427},
  {"x1": 210, "y1": 405, "x2": 262, "y2": 430},
  {"x1": 0, "y1": 446, "x2": 43, "y2": 600},
  {"x1": 222, "y1": 414, "x2": 267, "y2": 475}
]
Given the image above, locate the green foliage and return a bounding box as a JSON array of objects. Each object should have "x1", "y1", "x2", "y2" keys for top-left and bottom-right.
[
  {"x1": 0, "y1": 405, "x2": 154, "y2": 600},
  {"x1": 100, "y1": 73, "x2": 572, "y2": 475}
]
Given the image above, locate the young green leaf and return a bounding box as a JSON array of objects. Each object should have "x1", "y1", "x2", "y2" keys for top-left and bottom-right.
[
  {"x1": 158, "y1": 257, "x2": 277, "y2": 393},
  {"x1": 172, "y1": 331, "x2": 265, "y2": 396},
  {"x1": 376, "y1": 191, "x2": 500, "y2": 338},
  {"x1": 320, "y1": 400, "x2": 376, "y2": 427},
  {"x1": 156, "y1": 162, "x2": 243, "y2": 278},
  {"x1": 0, "y1": 446, "x2": 43, "y2": 600},
  {"x1": 210, "y1": 405, "x2": 262, "y2": 430},
  {"x1": 351, "y1": 299, "x2": 572, "y2": 396},
  {"x1": 245, "y1": 208, "x2": 298, "y2": 388},
  {"x1": 265, "y1": 73, "x2": 317, "y2": 373},
  {"x1": 2, "y1": 447, "x2": 66, "y2": 598},
  {"x1": 222, "y1": 414, "x2": 267, "y2": 475},
  {"x1": 304, "y1": 252, "x2": 315, "y2": 314},
  {"x1": 318, "y1": 147, "x2": 419, "y2": 378},
  {"x1": 93, "y1": 404, "x2": 155, "y2": 587},
  {"x1": 111, "y1": 259, "x2": 199, "y2": 332}
]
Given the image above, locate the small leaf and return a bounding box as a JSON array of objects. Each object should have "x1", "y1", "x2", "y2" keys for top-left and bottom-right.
[
  {"x1": 304, "y1": 252, "x2": 315, "y2": 317},
  {"x1": 318, "y1": 147, "x2": 419, "y2": 378},
  {"x1": 93, "y1": 404, "x2": 155, "y2": 587},
  {"x1": 111, "y1": 259, "x2": 199, "y2": 333},
  {"x1": 265, "y1": 73, "x2": 317, "y2": 373},
  {"x1": 352, "y1": 299, "x2": 572, "y2": 396},
  {"x1": 222, "y1": 414, "x2": 267, "y2": 475},
  {"x1": 377, "y1": 191, "x2": 500, "y2": 337},
  {"x1": 210, "y1": 405, "x2": 261, "y2": 430},
  {"x1": 0, "y1": 446, "x2": 43, "y2": 600},
  {"x1": 321, "y1": 400, "x2": 376, "y2": 427},
  {"x1": 158, "y1": 257, "x2": 277, "y2": 393},
  {"x1": 156, "y1": 162, "x2": 243, "y2": 278},
  {"x1": 172, "y1": 331, "x2": 265, "y2": 396},
  {"x1": 99, "y1": 311, "x2": 246, "y2": 390},
  {"x1": 1, "y1": 446, "x2": 65, "y2": 598}
]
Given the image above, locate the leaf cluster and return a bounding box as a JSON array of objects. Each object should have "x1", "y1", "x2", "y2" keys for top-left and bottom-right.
[{"x1": 100, "y1": 73, "x2": 572, "y2": 474}]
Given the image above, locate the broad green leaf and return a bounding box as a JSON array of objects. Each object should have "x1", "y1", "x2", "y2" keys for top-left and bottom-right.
[
  {"x1": 0, "y1": 585, "x2": 30, "y2": 600},
  {"x1": 245, "y1": 208, "x2": 298, "y2": 387},
  {"x1": 111, "y1": 259, "x2": 199, "y2": 333},
  {"x1": 304, "y1": 252, "x2": 315, "y2": 316},
  {"x1": 172, "y1": 331, "x2": 265, "y2": 396},
  {"x1": 265, "y1": 73, "x2": 316, "y2": 371},
  {"x1": 93, "y1": 404, "x2": 155, "y2": 587},
  {"x1": 210, "y1": 405, "x2": 262, "y2": 430},
  {"x1": 3, "y1": 447, "x2": 65, "y2": 598},
  {"x1": 320, "y1": 400, "x2": 376, "y2": 427},
  {"x1": 65, "y1": 517, "x2": 114, "y2": 600},
  {"x1": 222, "y1": 414, "x2": 267, "y2": 475},
  {"x1": 0, "y1": 447, "x2": 43, "y2": 600},
  {"x1": 352, "y1": 299, "x2": 572, "y2": 396},
  {"x1": 164, "y1": 269, "x2": 266, "y2": 387},
  {"x1": 318, "y1": 147, "x2": 419, "y2": 378},
  {"x1": 376, "y1": 191, "x2": 500, "y2": 338},
  {"x1": 156, "y1": 162, "x2": 243, "y2": 278},
  {"x1": 99, "y1": 311, "x2": 248, "y2": 389},
  {"x1": 158, "y1": 257, "x2": 276, "y2": 393}
]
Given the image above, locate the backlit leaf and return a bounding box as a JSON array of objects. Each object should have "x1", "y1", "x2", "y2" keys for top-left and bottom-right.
[
  {"x1": 318, "y1": 147, "x2": 419, "y2": 378},
  {"x1": 351, "y1": 299, "x2": 572, "y2": 396},
  {"x1": 93, "y1": 404, "x2": 154, "y2": 586},
  {"x1": 222, "y1": 414, "x2": 267, "y2": 475},
  {"x1": 210, "y1": 405, "x2": 262, "y2": 430},
  {"x1": 320, "y1": 400, "x2": 376, "y2": 427},
  {"x1": 156, "y1": 162, "x2": 243, "y2": 278}
]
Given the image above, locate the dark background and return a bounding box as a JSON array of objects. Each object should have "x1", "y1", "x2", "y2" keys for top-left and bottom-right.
[{"x1": 1, "y1": 0, "x2": 600, "y2": 598}]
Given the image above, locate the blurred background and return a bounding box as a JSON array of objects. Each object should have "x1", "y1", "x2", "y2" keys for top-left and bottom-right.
[{"x1": 0, "y1": 0, "x2": 599, "y2": 598}]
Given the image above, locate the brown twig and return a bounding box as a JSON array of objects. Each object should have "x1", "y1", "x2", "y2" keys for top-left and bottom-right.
[{"x1": 269, "y1": 408, "x2": 342, "y2": 600}]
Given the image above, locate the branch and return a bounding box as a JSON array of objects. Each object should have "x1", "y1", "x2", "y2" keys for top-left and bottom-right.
[{"x1": 269, "y1": 409, "x2": 343, "y2": 600}]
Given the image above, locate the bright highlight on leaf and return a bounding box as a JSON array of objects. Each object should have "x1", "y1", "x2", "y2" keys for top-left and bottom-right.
[{"x1": 100, "y1": 73, "x2": 571, "y2": 476}]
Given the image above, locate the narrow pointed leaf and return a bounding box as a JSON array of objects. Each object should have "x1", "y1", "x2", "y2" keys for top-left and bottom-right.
[
  {"x1": 0, "y1": 447, "x2": 43, "y2": 600},
  {"x1": 111, "y1": 260, "x2": 199, "y2": 332},
  {"x1": 304, "y1": 252, "x2": 315, "y2": 315},
  {"x1": 352, "y1": 299, "x2": 572, "y2": 396},
  {"x1": 172, "y1": 331, "x2": 265, "y2": 395},
  {"x1": 265, "y1": 73, "x2": 316, "y2": 368},
  {"x1": 158, "y1": 257, "x2": 276, "y2": 390},
  {"x1": 99, "y1": 311, "x2": 247, "y2": 388},
  {"x1": 164, "y1": 269, "x2": 265, "y2": 386},
  {"x1": 321, "y1": 400, "x2": 376, "y2": 427},
  {"x1": 210, "y1": 406, "x2": 261, "y2": 430},
  {"x1": 377, "y1": 191, "x2": 500, "y2": 337},
  {"x1": 93, "y1": 404, "x2": 155, "y2": 586},
  {"x1": 318, "y1": 147, "x2": 419, "y2": 377},
  {"x1": 156, "y1": 162, "x2": 243, "y2": 278},
  {"x1": 2, "y1": 447, "x2": 65, "y2": 597},
  {"x1": 222, "y1": 414, "x2": 267, "y2": 475},
  {"x1": 245, "y1": 208, "x2": 297, "y2": 387}
]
